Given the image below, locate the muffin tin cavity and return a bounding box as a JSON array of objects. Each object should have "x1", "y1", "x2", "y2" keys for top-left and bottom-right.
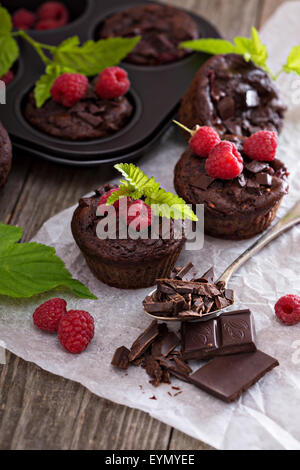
[
  {"x1": 3, "y1": 0, "x2": 89, "y2": 31},
  {"x1": 0, "y1": 0, "x2": 220, "y2": 166}
]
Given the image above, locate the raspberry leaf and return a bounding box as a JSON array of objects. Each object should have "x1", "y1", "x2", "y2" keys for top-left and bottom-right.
[
  {"x1": 179, "y1": 38, "x2": 236, "y2": 55},
  {"x1": 106, "y1": 186, "x2": 132, "y2": 205},
  {"x1": 0, "y1": 223, "x2": 97, "y2": 299},
  {"x1": 52, "y1": 36, "x2": 141, "y2": 76},
  {"x1": 0, "y1": 5, "x2": 13, "y2": 34}
]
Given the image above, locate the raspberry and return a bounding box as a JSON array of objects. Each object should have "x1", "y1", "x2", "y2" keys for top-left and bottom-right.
[
  {"x1": 95, "y1": 67, "x2": 130, "y2": 100},
  {"x1": 51, "y1": 73, "x2": 89, "y2": 108},
  {"x1": 35, "y1": 19, "x2": 60, "y2": 30},
  {"x1": 275, "y1": 295, "x2": 300, "y2": 326},
  {"x1": 58, "y1": 310, "x2": 94, "y2": 354},
  {"x1": 12, "y1": 9, "x2": 36, "y2": 29},
  {"x1": 37, "y1": 2, "x2": 69, "y2": 27},
  {"x1": 1, "y1": 70, "x2": 14, "y2": 86},
  {"x1": 189, "y1": 126, "x2": 220, "y2": 157},
  {"x1": 98, "y1": 188, "x2": 121, "y2": 211},
  {"x1": 33, "y1": 298, "x2": 67, "y2": 333},
  {"x1": 205, "y1": 141, "x2": 244, "y2": 180},
  {"x1": 244, "y1": 131, "x2": 278, "y2": 162},
  {"x1": 126, "y1": 200, "x2": 154, "y2": 231}
]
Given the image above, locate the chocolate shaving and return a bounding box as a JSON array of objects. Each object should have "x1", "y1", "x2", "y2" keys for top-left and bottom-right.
[
  {"x1": 129, "y1": 321, "x2": 159, "y2": 362},
  {"x1": 111, "y1": 346, "x2": 130, "y2": 370}
]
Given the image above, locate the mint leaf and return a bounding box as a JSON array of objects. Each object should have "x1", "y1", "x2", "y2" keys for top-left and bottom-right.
[
  {"x1": 53, "y1": 36, "x2": 141, "y2": 76},
  {"x1": 180, "y1": 38, "x2": 236, "y2": 55},
  {"x1": 146, "y1": 189, "x2": 198, "y2": 222},
  {"x1": 283, "y1": 45, "x2": 300, "y2": 75},
  {"x1": 111, "y1": 163, "x2": 197, "y2": 221},
  {"x1": 34, "y1": 63, "x2": 74, "y2": 108},
  {"x1": 0, "y1": 223, "x2": 97, "y2": 299},
  {"x1": 180, "y1": 27, "x2": 272, "y2": 77},
  {"x1": 0, "y1": 5, "x2": 13, "y2": 34}
]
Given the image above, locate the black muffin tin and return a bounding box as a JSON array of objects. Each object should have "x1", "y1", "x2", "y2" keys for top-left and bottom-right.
[{"x1": 0, "y1": 0, "x2": 220, "y2": 166}]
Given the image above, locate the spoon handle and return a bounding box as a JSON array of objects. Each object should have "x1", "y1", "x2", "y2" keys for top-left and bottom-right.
[{"x1": 217, "y1": 200, "x2": 300, "y2": 286}]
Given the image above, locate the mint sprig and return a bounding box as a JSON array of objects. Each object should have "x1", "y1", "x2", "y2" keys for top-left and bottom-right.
[
  {"x1": 180, "y1": 27, "x2": 273, "y2": 76},
  {"x1": 0, "y1": 6, "x2": 19, "y2": 77},
  {"x1": 23, "y1": 31, "x2": 140, "y2": 108},
  {"x1": 107, "y1": 164, "x2": 198, "y2": 222},
  {"x1": 0, "y1": 223, "x2": 97, "y2": 299},
  {"x1": 181, "y1": 26, "x2": 300, "y2": 80}
]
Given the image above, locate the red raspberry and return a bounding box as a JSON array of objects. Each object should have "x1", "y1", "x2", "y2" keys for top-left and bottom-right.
[
  {"x1": 126, "y1": 200, "x2": 154, "y2": 231},
  {"x1": 51, "y1": 73, "x2": 89, "y2": 108},
  {"x1": 37, "y1": 2, "x2": 69, "y2": 27},
  {"x1": 12, "y1": 8, "x2": 36, "y2": 29},
  {"x1": 244, "y1": 131, "x2": 278, "y2": 162},
  {"x1": 95, "y1": 67, "x2": 130, "y2": 100},
  {"x1": 205, "y1": 141, "x2": 243, "y2": 180},
  {"x1": 1, "y1": 70, "x2": 14, "y2": 86},
  {"x1": 98, "y1": 188, "x2": 120, "y2": 210},
  {"x1": 58, "y1": 310, "x2": 94, "y2": 354},
  {"x1": 275, "y1": 295, "x2": 300, "y2": 326},
  {"x1": 35, "y1": 19, "x2": 60, "y2": 30},
  {"x1": 33, "y1": 298, "x2": 67, "y2": 333},
  {"x1": 190, "y1": 126, "x2": 220, "y2": 157}
]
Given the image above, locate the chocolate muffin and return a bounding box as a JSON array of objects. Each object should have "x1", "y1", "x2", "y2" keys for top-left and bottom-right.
[
  {"x1": 178, "y1": 54, "x2": 286, "y2": 138},
  {"x1": 24, "y1": 84, "x2": 133, "y2": 141},
  {"x1": 71, "y1": 185, "x2": 186, "y2": 289},
  {"x1": 0, "y1": 122, "x2": 12, "y2": 189},
  {"x1": 174, "y1": 136, "x2": 289, "y2": 240},
  {"x1": 99, "y1": 3, "x2": 199, "y2": 66}
]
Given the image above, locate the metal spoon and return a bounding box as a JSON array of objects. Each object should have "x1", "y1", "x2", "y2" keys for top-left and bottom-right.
[{"x1": 144, "y1": 200, "x2": 300, "y2": 322}]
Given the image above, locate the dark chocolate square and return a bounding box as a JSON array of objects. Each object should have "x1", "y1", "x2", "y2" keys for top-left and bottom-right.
[{"x1": 189, "y1": 351, "x2": 279, "y2": 403}]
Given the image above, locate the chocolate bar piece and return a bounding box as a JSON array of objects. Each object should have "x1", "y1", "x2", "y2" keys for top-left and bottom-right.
[
  {"x1": 111, "y1": 346, "x2": 130, "y2": 370},
  {"x1": 159, "y1": 357, "x2": 192, "y2": 383},
  {"x1": 152, "y1": 330, "x2": 180, "y2": 359},
  {"x1": 181, "y1": 309, "x2": 256, "y2": 361},
  {"x1": 189, "y1": 350, "x2": 279, "y2": 403},
  {"x1": 129, "y1": 321, "x2": 159, "y2": 362}
]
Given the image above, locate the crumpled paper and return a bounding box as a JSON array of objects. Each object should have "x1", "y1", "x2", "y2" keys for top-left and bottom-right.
[{"x1": 1, "y1": 2, "x2": 300, "y2": 451}]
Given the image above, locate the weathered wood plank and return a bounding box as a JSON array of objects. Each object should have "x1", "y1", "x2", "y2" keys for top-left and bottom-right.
[{"x1": 0, "y1": 351, "x2": 171, "y2": 450}]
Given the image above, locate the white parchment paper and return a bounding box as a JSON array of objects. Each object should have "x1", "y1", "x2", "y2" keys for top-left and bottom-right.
[{"x1": 1, "y1": 2, "x2": 300, "y2": 450}]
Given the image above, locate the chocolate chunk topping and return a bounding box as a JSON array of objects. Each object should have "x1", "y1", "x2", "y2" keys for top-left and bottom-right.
[
  {"x1": 245, "y1": 161, "x2": 270, "y2": 173},
  {"x1": 256, "y1": 173, "x2": 273, "y2": 186},
  {"x1": 144, "y1": 265, "x2": 233, "y2": 319}
]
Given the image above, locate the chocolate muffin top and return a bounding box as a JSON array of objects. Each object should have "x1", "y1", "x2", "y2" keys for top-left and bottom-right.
[
  {"x1": 178, "y1": 54, "x2": 287, "y2": 137},
  {"x1": 25, "y1": 85, "x2": 133, "y2": 141},
  {"x1": 100, "y1": 3, "x2": 199, "y2": 66},
  {"x1": 174, "y1": 136, "x2": 289, "y2": 217},
  {"x1": 0, "y1": 121, "x2": 12, "y2": 189},
  {"x1": 71, "y1": 185, "x2": 185, "y2": 264}
]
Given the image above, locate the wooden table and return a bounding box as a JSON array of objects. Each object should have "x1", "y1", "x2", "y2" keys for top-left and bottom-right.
[{"x1": 0, "y1": 0, "x2": 290, "y2": 450}]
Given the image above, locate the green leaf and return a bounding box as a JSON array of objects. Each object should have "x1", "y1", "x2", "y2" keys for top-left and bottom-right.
[
  {"x1": 0, "y1": 223, "x2": 22, "y2": 250},
  {"x1": 106, "y1": 186, "x2": 132, "y2": 205},
  {"x1": 112, "y1": 163, "x2": 197, "y2": 221},
  {"x1": 53, "y1": 36, "x2": 141, "y2": 76},
  {"x1": 0, "y1": 223, "x2": 97, "y2": 299},
  {"x1": 0, "y1": 35, "x2": 19, "y2": 77},
  {"x1": 34, "y1": 63, "x2": 74, "y2": 108},
  {"x1": 180, "y1": 27, "x2": 272, "y2": 77},
  {"x1": 179, "y1": 38, "x2": 236, "y2": 55},
  {"x1": 283, "y1": 44, "x2": 300, "y2": 75},
  {"x1": 0, "y1": 6, "x2": 13, "y2": 35},
  {"x1": 146, "y1": 189, "x2": 198, "y2": 222}
]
